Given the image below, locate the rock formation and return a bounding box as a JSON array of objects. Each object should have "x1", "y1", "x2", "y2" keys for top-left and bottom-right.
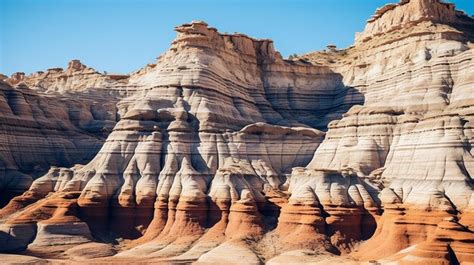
[
  {"x1": 300, "y1": 0, "x2": 474, "y2": 262},
  {"x1": 0, "y1": 59, "x2": 150, "y2": 208},
  {"x1": 0, "y1": 78, "x2": 117, "y2": 208},
  {"x1": 0, "y1": 0, "x2": 473, "y2": 264}
]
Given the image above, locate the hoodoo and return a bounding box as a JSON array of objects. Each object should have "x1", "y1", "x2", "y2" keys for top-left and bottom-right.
[{"x1": 0, "y1": 0, "x2": 473, "y2": 263}]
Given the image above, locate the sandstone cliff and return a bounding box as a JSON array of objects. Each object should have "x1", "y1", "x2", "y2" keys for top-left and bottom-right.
[
  {"x1": 0, "y1": 59, "x2": 146, "y2": 207},
  {"x1": 0, "y1": 78, "x2": 117, "y2": 208},
  {"x1": 0, "y1": 0, "x2": 473, "y2": 264},
  {"x1": 300, "y1": 0, "x2": 474, "y2": 262}
]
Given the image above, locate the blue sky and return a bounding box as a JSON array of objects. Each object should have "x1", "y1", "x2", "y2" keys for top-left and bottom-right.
[{"x1": 1, "y1": 0, "x2": 473, "y2": 76}]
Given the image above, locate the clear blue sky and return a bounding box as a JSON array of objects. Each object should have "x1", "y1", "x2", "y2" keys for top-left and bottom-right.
[{"x1": 1, "y1": 0, "x2": 472, "y2": 76}]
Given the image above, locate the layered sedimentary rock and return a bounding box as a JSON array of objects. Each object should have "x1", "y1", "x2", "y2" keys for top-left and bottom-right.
[
  {"x1": 0, "y1": 79, "x2": 117, "y2": 207},
  {"x1": 0, "y1": 0, "x2": 473, "y2": 264},
  {"x1": 0, "y1": 59, "x2": 150, "y2": 207},
  {"x1": 8, "y1": 59, "x2": 132, "y2": 95},
  {"x1": 0, "y1": 19, "x2": 344, "y2": 259},
  {"x1": 299, "y1": 0, "x2": 474, "y2": 262}
]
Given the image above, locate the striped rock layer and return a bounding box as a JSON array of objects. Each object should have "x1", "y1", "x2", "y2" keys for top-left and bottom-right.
[{"x1": 0, "y1": 0, "x2": 473, "y2": 264}]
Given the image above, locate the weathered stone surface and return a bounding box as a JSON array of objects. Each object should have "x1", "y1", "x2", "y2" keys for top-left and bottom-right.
[
  {"x1": 0, "y1": 0, "x2": 473, "y2": 264},
  {"x1": 64, "y1": 242, "x2": 117, "y2": 260},
  {"x1": 297, "y1": 0, "x2": 474, "y2": 262},
  {"x1": 0, "y1": 80, "x2": 117, "y2": 207},
  {"x1": 0, "y1": 254, "x2": 48, "y2": 265},
  {"x1": 267, "y1": 249, "x2": 358, "y2": 265}
]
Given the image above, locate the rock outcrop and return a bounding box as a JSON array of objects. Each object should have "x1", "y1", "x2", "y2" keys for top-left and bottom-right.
[
  {"x1": 300, "y1": 0, "x2": 474, "y2": 262},
  {"x1": 0, "y1": 0, "x2": 473, "y2": 264},
  {"x1": 1, "y1": 19, "x2": 342, "y2": 257},
  {"x1": 0, "y1": 79, "x2": 117, "y2": 207},
  {"x1": 9, "y1": 59, "x2": 132, "y2": 95},
  {"x1": 0, "y1": 59, "x2": 148, "y2": 208}
]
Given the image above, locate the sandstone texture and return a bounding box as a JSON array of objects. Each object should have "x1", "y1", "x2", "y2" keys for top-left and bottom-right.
[
  {"x1": 0, "y1": 77, "x2": 116, "y2": 208},
  {"x1": 0, "y1": 0, "x2": 473, "y2": 264}
]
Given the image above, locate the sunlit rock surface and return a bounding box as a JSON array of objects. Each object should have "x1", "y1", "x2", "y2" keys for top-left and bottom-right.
[{"x1": 0, "y1": 0, "x2": 473, "y2": 263}]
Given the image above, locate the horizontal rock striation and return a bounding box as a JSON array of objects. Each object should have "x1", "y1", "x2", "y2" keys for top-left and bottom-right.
[
  {"x1": 8, "y1": 59, "x2": 133, "y2": 96},
  {"x1": 0, "y1": 58, "x2": 153, "y2": 208},
  {"x1": 356, "y1": 0, "x2": 474, "y2": 45},
  {"x1": 0, "y1": 80, "x2": 117, "y2": 207},
  {"x1": 299, "y1": 0, "x2": 474, "y2": 262},
  {"x1": 0, "y1": 0, "x2": 473, "y2": 263},
  {"x1": 1, "y1": 18, "x2": 347, "y2": 261}
]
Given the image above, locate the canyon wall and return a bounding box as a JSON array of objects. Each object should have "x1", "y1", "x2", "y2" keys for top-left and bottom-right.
[
  {"x1": 0, "y1": 77, "x2": 116, "y2": 207},
  {"x1": 0, "y1": 0, "x2": 473, "y2": 264},
  {"x1": 301, "y1": 0, "x2": 474, "y2": 262}
]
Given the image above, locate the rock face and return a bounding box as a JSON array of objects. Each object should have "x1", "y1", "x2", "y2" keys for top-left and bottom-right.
[
  {"x1": 9, "y1": 59, "x2": 132, "y2": 95},
  {"x1": 0, "y1": 0, "x2": 473, "y2": 264},
  {"x1": 0, "y1": 79, "x2": 117, "y2": 207},
  {"x1": 0, "y1": 59, "x2": 152, "y2": 207},
  {"x1": 300, "y1": 0, "x2": 474, "y2": 262}
]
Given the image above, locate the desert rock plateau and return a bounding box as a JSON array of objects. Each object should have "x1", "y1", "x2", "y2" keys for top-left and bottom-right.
[{"x1": 1, "y1": 0, "x2": 474, "y2": 264}]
